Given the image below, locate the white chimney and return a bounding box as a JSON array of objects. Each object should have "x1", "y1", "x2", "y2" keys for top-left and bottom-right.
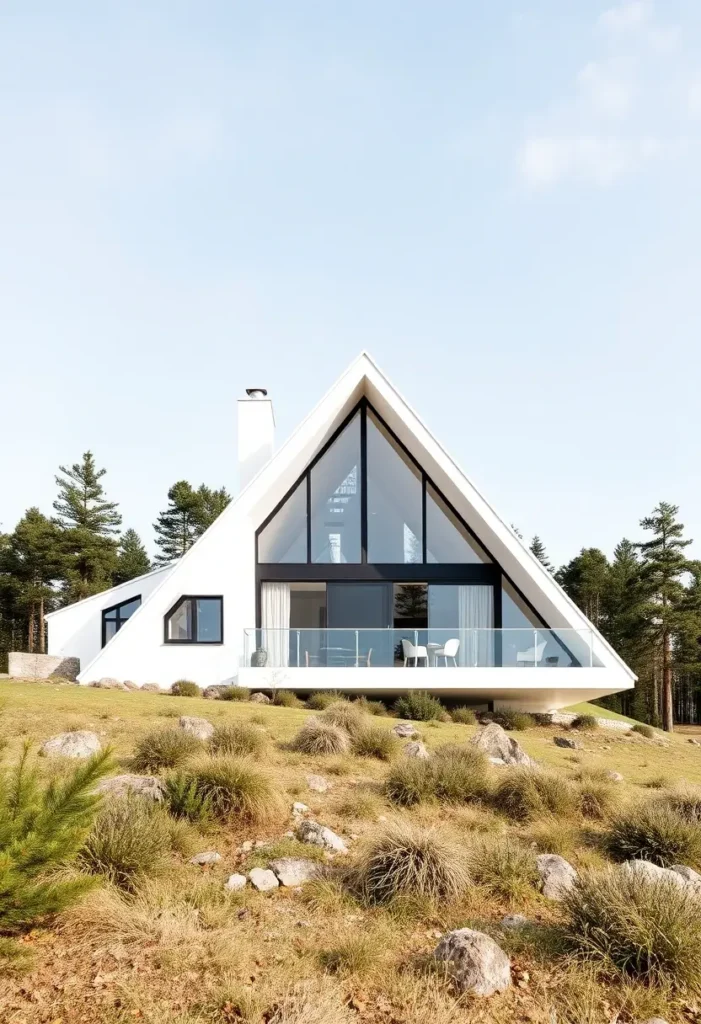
[{"x1": 237, "y1": 388, "x2": 275, "y2": 490}]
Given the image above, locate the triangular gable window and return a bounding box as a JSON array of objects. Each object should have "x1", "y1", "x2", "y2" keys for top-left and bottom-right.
[
  {"x1": 367, "y1": 409, "x2": 421, "y2": 563},
  {"x1": 426, "y1": 483, "x2": 489, "y2": 564},
  {"x1": 311, "y1": 411, "x2": 361, "y2": 563},
  {"x1": 258, "y1": 480, "x2": 307, "y2": 563}
]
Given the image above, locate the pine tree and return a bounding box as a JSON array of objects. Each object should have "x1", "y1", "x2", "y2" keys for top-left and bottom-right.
[
  {"x1": 0, "y1": 510, "x2": 65, "y2": 653},
  {"x1": 529, "y1": 535, "x2": 553, "y2": 572},
  {"x1": 114, "y1": 529, "x2": 151, "y2": 584},
  {"x1": 53, "y1": 452, "x2": 121, "y2": 602},
  {"x1": 153, "y1": 481, "x2": 231, "y2": 565},
  {"x1": 636, "y1": 501, "x2": 694, "y2": 733},
  {"x1": 196, "y1": 485, "x2": 231, "y2": 531},
  {"x1": 555, "y1": 548, "x2": 610, "y2": 629}
]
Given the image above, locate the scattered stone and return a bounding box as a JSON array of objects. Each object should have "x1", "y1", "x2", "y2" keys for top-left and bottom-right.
[
  {"x1": 95, "y1": 774, "x2": 165, "y2": 801},
  {"x1": 433, "y1": 928, "x2": 511, "y2": 996},
  {"x1": 489, "y1": 756, "x2": 507, "y2": 766},
  {"x1": 688, "y1": 738, "x2": 701, "y2": 747},
  {"x1": 501, "y1": 914, "x2": 529, "y2": 930},
  {"x1": 392, "y1": 723, "x2": 418, "y2": 738},
  {"x1": 536, "y1": 854, "x2": 578, "y2": 899},
  {"x1": 203, "y1": 684, "x2": 231, "y2": 700},
  {"x1": 40, "y1": 731, "x2": 101, "y2": 759},
  {"x1": 270, "y1": 858, "x2": 321, "y2": 886},
  {"x1": 670, "y1": 864, "x2": 701, "y2": 885},
  {"x1": 306, "y1": 774, "x2": 332, "y2": 793},
  {"x1": 620, "y1": 860, "x2": 687, "y2": 888},
  {"x1": 249, "y1": 692, "x2": 271, "y2": 704},
  {"x1": 292, "y1": 802, "x2": 310, "y2": 814},
  {"x1": 404, "y1": 741, "x2": 430, "y2": 759},
  {"x1": 122, "y1": 680, "x2": 139, "y2": 690},
  {"x1": 605, "y1": 770, "x2": 624, "y2": 782},
  {"x1": 141, "y1": 683, "x2": 161, "y2": 692},
  {"x1": 470, "y1": 722, "x2": 535, "y2": 767},
  {"x1": 179, "y1": 716, "x2": 214, "y2": 741},
  {"x1": 99, "y1": 677, "x2": 128, "y2": 690},
  {"x1": 225, "y1": 873, "x2": 247, "y2": 891},
  {"x1": 248, "y1": 867, "x2": 279, "y2": 891},
  {"x1": 190, "y1": 851, "x2": 222, "y2": 866},
  {"x1": 554, "y1": 736, "x2": 580, "y2": 750},
  {"x1": 240, "y1": 840, "x2": 254, "y2": 853},
  {"x1": 296, "y1": 819, "x2": 348, "y2": 854}
]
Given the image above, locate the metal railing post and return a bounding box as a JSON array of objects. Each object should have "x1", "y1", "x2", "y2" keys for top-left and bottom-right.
[
  {"x1": 355, "y1": 630, "x2": 359, "y2": 668},
  {"x1": 533, "y1": 630, "x2": 538, "y2": 669},
  {"x1": 296, "y1": 631, "x2": 300, "y2": 668}
]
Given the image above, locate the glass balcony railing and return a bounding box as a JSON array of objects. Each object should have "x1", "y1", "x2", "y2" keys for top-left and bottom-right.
[{"x1": 243, "y1": 628, "x2": 602, "y2": 669}]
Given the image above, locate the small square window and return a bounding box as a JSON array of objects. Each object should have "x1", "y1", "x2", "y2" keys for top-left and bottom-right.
[
  {"x1": 164, "y1": 596, "x2": 223, "y2": 644},
  {"x1": 101, "y1": 595, "x2": 141, "y2": 648}
]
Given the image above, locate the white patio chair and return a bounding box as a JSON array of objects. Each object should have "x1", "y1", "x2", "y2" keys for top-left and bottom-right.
[
  {"x1": 433, "y1": 637, "x2": 460, "y2": 667},
  {"x1": 516, "y1": 640, "x2": 547, "y2": 666},
  {"x1": 402, "y1": 638, "x2": 428, "y2": 667}
]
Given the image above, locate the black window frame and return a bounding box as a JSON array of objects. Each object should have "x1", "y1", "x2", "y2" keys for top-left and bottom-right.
[
  {"x1": 164, "y1": 595, "x2": 224, "y2": 645},
  {"x1": 101, "y1": 595, "x2": 141, "y2": 648}
]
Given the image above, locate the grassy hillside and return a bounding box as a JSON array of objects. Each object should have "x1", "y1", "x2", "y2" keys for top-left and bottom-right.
[{"x1": 0, "y1": 679, "x2": 700, "y2": 1024}]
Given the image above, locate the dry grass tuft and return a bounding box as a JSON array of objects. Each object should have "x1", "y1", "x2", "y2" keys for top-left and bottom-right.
[
  {"x1": 289, "y1": 718, "x2": 350, "y2": 756},
  {"x1": 320, "y1": 701, "x2": 368, "y2": 739},
  {"x1": 79, "y1": 797, "x2": 171, "y2": 889},
  {"x1": 267, "y1": 979, "x2": 354, "y2": 1024},
  {"x1": 132, "y1": 726, "x2": 202, "y2": 772},
  {"x1": 208, "y1": 721, "x2": 267, "y2": 757},
  {"x1": 605, "y1": 801, "x2": 701, "y2": 867},
  {"x1": 492, "y1": 766, "x2": 579, "y2": 822},
  {"x1": 174, "y1": 753, "x2": 284, "y2": 824},
  {"x1": 352, "y1": 725, "x2": 400, "y2": 761},
  {"x1": 468, "y1": 835, "x2": 540, "y2": 904}
]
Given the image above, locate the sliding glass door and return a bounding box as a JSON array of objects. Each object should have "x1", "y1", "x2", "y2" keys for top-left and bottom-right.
[{"x1": 327, "y1": 583, "x2": 392, "y2": 666}]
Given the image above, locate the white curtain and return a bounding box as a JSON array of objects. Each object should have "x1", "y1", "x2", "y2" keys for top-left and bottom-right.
[
  {"x1": 458, "y1": 585, "x2": 494, "y2": 666},
  {"x1": 261, "y1": 583, "x2": 290, "y2": 668}
]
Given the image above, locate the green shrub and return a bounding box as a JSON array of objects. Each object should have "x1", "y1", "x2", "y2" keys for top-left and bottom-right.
[
  {"x1": 385, "y1": 758, "x2": 434, "y2": 807},
  {"x1": 170, "y1": 680, "x2": 201, "y2": 698},
  {"x1": 562, "y1": 868, "x2": 701, "y2": 989},
  {"x1": 468, "y1": 837, "x2": 540, "y2": 903},
  {"x1": 307, "y1": 691, "x2": 347, "y2": 711},
  {"x1": 450, "y1": 706, "x2": 477, "y2": 725},
  {"x1": 79, "y1": 797, "x2": 171, "y2": 889},
  {"x1": 174, "y1": 754, "x2": 283, "y2": 824},
  {"x1": 219, "y1": 685, "x2": 250, "y2": 702},
  {"x1": 163, "y1": 771, "x2": 213, "y2": 823},
  {"x1": 571, "y1": 714, "x2": 599, "y2": 732},
  {"x1": 355, "y1": 820, "x2": 469, "y2": 906},
  {"x1": 0, "y1": 745, "x2": 112, "y2": 935},
  {"x1": 273, "y1": 690, "x2": 305, "y2": 708},
  {"x1": 352, "y1": 727, "x2": 400, "y2": 762},
  {"x1": 353, "y1": 697, "x2": 387, "y2": 716},
  {"x1": 493, "y1": 767, "x2": 579, "y2": 822},
  {"x1": 131, "y1": 726, "x2": 202, "y2": 772},
  {"x1": 632, "y1": 723, "x2": 655, "y2": 739},
  {"x1": 431, "y1": 745, "x2": 490, "y2": 803},
  {"x1": 393, "y1": 691, "x2": 444, "y2": 722},
  {"x1": 321, "y1": 701, "x2": 368, "y2": 739},
  {"x1": 290, "y1": 718, "x2": 351, "y2": 756},
  {"x1": 488, "y1": 707, "x2": 536, "y2": 731},
  {"x1": 208, "y1": 722, "x2": 267, "y2": 758},
  {"x1": 605, "y1": 803, "x2": 701, "y2": 868}
]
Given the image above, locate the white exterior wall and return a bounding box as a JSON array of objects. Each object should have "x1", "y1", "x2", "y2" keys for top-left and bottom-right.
[{"x1": 46, "y1": 567, "x2": 174, "y2": 677}]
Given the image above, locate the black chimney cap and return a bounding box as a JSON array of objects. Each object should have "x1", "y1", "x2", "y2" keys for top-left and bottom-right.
[{"x1": 245, "y1": 388, "x2": 268, "y2": 397}]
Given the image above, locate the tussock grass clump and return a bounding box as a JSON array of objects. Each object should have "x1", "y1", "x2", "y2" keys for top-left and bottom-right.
[
  {"x1": 605, "y1": 803, "x2": 701, "y2": 868},
  {"x1": 493, "y1": 767, "x2": 579, "y2": 822},
  {"x1": 289, "y1": 718, "x2": 350, "y2": 756},
  {"x1": 306, "y1": 691, "x2": 347, "y2": 711},
  {"x1": 631, "y1": 722, "x2": 655, "y2": 739},
  {"x1": 521, "y1": 816, "x2": 582, "y2": 857},
  {"x1": 352, "y1": 726, "x2": 400, "y2": 761},
  {"x1": 170, "y1": 680, "x2": 200, "y2": 697},
  {"x1": 267, "y1": 980, "x2": 355, "y2": 1024},
  {"x1": 219, "y1": 685, "x2": 250, "y2": 701},
  {"x1": 450, "y1": 706, "x2": 477, "y2": 725},
  {"x1": 486, "y1": 707, "x2": 536, "y2": 731},
  {"x1": 355, "y1": 820, "x2": 469, "y2": 906},
  {"x1": 393, "y1": 691, "x2": 444, "y2": 722},
  {"x1": 469, "y1": 836, "x2": 540, "y2": 903},
  {"x1": 571, "y1": 713, "x2": 599, "y2": 732},
  {"x1": 174, "y1": 754, "x2": 283, "y2": 824},
  {"x1": 333, "y1": 789, "x2": 383, "y2": 820},
  {"x1": 353, "y1": 696, "x2": 387, "y2": 716},
  {"x1": 664, "y1": 787, "x2": 701, "y2": 824},
  {"x1": 321, "y1": 701, "x2": 368, "y2": 739},
  {"x1": 562, "y1": 868, "x2": 701, "y2": 990},
  {"x1": 273, "y1": 690, "x2": 305, "y2": 708},
  {"x1": 576, "y1": 771, "x2": 620, "y2": 820},
  {"x1": 209, "y1": 721, "x2": 267, "y2": 758},
  {"x1": 131, "y1": 726, "x2": 202, "y2": 772},
  {"x1": 430, "y1": 744, "x2": 490, "y2": 803},
  {"x1": 79, "y1": 797, "x2": 171, "y2": 889},
  {"x1": 385, "y1": 758, "x2": 433, "y2": 807}
]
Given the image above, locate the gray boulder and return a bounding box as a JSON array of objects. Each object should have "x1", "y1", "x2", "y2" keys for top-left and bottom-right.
[
  {"x1": 306, "y1": 774, "x2": 332, "y2": 793},
  {"x1": 554, "y1": 735, "x2": 580, "y2": 749},
  {"x1": 671, "y1": 864, "x2": 701, "y2": 886},
  {"x1": 248, "y1": 867, "x2": 279, "y2": 891},
  {"x1": 203, "y1": 684, "x2": 231, "y2": 700},
  {"x1": 501, "y1": 913, "x2": 529, "y2": 930},
  {"x1": 404, "y1": 741, "x2": 430, "y2": 759},
  {"x1": 536, "y1": 854, "x2": 578, "y2": 899},
  {"x1": 96, "y1": 774, "x2": 164, "y2": 801},
  {"x1": 99, "y1": 677, "x2": 128, "y2": 690},
  {"x1": 393, "y1": 723, "x2": 418, "y2": 738},
  {"x1": 296, "y1": 819, "x2": 348, "y2": 854},
  {"x1": 179, "y1": 715, "x2": 214, "y2": 740},
  {"x1": 225, "y1": 873, "x2": 247, "y2": 891},
  {"x1": 433, "y1": 928, "x2": 511, "y2": 996},
  {"x1": 470, "y1": 722, "x2": 535, "y2": 767},
  {"x1": 270, "y1": 857, "x2": 321, "y2": 887},
  {"x1": 141, "y1": 682, "x2": 162, "y2": 692},
  {"x1": 189, "y1": 851, "x2": 222, "y2": 866},
  {"x1": 250, "y1": 692, "x2": 271, "y2": 704},
  {"x1": 605, "y1": 770, "x2": 624, "y2": 782},
  {"x1": 620, "y1": 860, "x2": 688, "y2": 888},
  {"x1": 40, "y1": 731, "x2": 101, "y2": 758},
  {"x1": 292, "y1": 801, "x2": 310, "y2": 815}
]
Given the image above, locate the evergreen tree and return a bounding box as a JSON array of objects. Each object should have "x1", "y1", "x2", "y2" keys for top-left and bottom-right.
[
  {"x1": 556, "y1": 548, "x2": 610, "y2": 629},
  {"x1": 196, "y1": 485, "x2": 231, "y2": 531},
  {"x1": 114, "y1": 529, "x2": 151, "y2": 584},
  {"x1": 636, "y1": 501, "x2": 694, "y2": 733},
  {"x1": 511, "y1": 524, "x2": 524, "y2": 540},
  {"x1": 53, "y1": 452, "x2": 121, "y2": 602},
  {"x1": 529, "y1": 535, "x2": 553, "y2": 572},
  {"x1": 153, "y1": 481, "x2": 231, "y2": 565},
  {"x1": 0, "y1": 510, "x2": 65, "y2": 653}
]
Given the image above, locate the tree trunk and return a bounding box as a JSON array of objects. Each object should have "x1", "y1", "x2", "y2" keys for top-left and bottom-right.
[
  {"x1": 662, "y1": 628, "x2": 674, "y2": 732},
  {"x1": 38, "y1": 596, "x2": 45, "y2": 654},
  {"x1": 27, "y1": 601, "x2": 35, "y2": 653}
]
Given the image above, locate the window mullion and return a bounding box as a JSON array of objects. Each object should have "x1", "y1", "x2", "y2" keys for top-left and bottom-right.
[{"x1": 360, "y1": 401, "x2": 368, "y2": 563}]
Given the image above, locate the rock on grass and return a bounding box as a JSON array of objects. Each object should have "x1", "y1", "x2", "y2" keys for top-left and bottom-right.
[{"x1": 434, "y1": 928, "x2": 511, "y2": 996}]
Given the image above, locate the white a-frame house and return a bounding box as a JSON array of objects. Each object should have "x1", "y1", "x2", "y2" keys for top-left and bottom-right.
[{"x1": 47, "y1": 354, "x2": 635, "y2": 712}]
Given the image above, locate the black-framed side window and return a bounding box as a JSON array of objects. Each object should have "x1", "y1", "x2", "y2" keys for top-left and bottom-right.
[
  {"x1": 102, "y1": 596, "x2": 141, "y2": 647},
  {"x1": 164, "y1": 596, "x2": 223, "y2": 644}
]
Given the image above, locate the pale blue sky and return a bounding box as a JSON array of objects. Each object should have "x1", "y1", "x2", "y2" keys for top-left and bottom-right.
[{"x1": 1, "y1": 1, "x2": 700, "y2": 564}]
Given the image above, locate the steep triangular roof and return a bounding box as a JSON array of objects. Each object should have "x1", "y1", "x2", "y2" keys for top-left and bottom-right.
[{"x1": 79, "y1": 352, "x2": 635, "y2": 682}]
